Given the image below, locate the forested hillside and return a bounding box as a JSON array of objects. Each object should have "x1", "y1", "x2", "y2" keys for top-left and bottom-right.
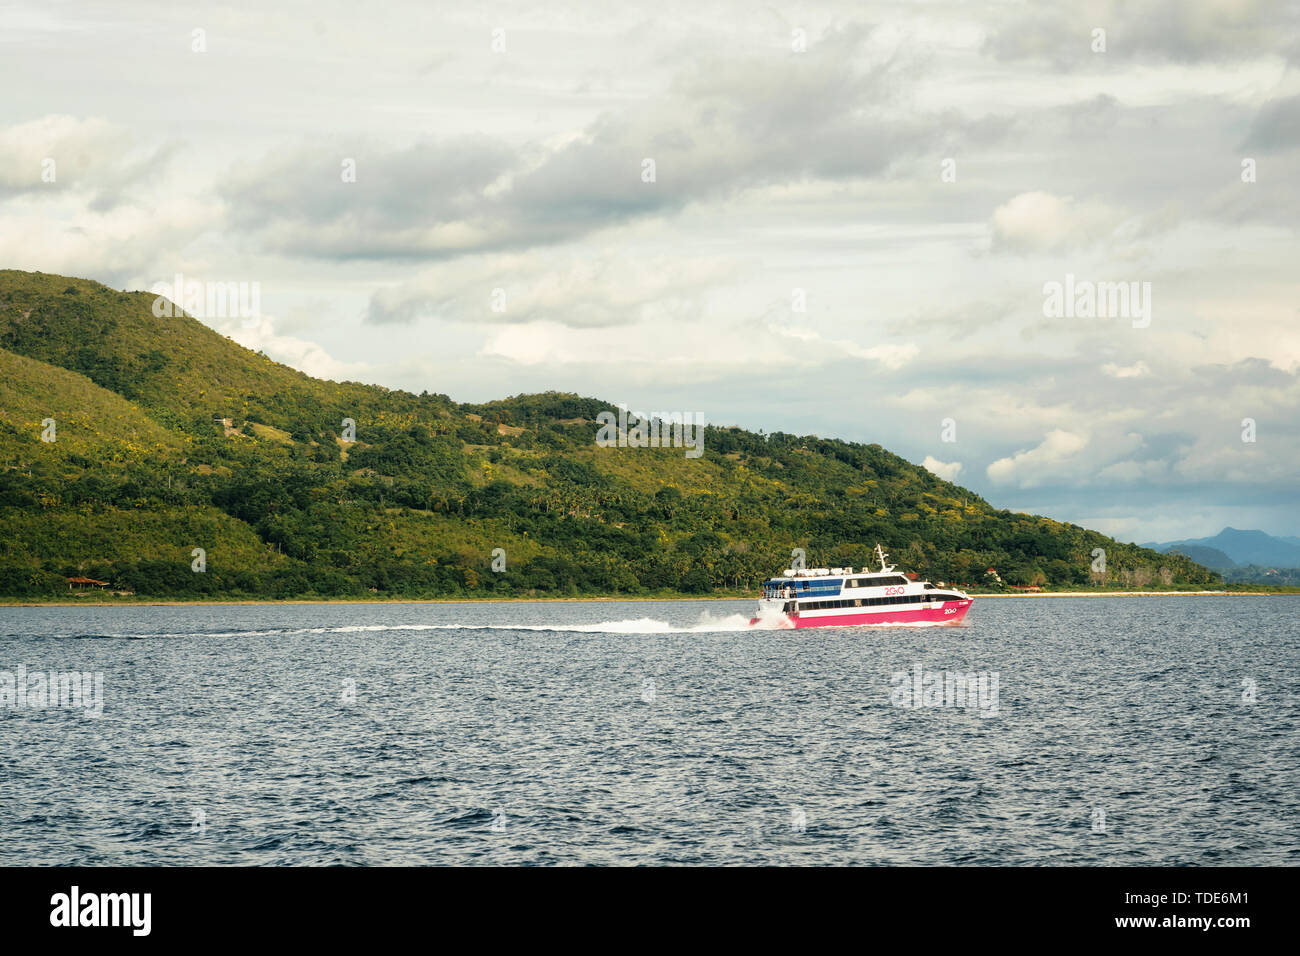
[{"x1": 0, "y1": 270, "x2": 1221, "y2": 599}]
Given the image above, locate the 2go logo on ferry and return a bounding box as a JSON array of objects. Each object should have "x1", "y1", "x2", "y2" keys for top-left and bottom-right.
[{"x1": 884, "y1": 586, "x2": 906, "y2": 596}]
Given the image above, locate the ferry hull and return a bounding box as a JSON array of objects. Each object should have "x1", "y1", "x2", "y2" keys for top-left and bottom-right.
[{"x1": 750, "y1": 600, "x2": 972, "y2": 628}]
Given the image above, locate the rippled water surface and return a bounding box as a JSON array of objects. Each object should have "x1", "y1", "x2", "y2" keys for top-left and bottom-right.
[{"x1": 2, "y1": 597, "x2": 1297, "y2": 865}]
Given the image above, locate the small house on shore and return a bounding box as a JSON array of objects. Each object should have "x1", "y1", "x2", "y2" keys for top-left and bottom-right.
[{"x1": 66, "y1": 576, "x2": 109, "y2": 591}]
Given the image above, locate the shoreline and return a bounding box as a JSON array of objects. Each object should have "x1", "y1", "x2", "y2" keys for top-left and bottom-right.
[{"x1": 2, "y1": 590, "x2": 1294, "y2": 608}]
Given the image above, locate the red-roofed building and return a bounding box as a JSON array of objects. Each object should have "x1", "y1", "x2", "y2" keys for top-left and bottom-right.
[{"x1": 66, "y1": 576, "x2": 109, "y2": 590}]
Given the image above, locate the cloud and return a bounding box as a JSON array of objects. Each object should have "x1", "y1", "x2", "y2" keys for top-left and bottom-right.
[
  {"x1": 220, "y1": 135, "x2": 518, "y2": 260},
  {"x1": 1101, "y1": 360, "x2": 1150, "y2": 377},
  {"x1": 984, "y1": 0, "x2": 1298, "y2": 67},
  {"x1": 773, "y1": 324, "x2": 919, "y2": 370},
  {"x1": 214, "y1": 315, "x2": 369, "y2": 383},
  {"x1": 220, "y1": 25, "x2": 962, "y2": 261},
  {"x1": 0, "y1": 114, "x2": 171, "y2": 208},
  {"x1": 0, "y1": 191, "x2": 222, "y2": 288},
  {"x1": 922, "y1": 456, "x2": 963, "y2": 482},
  {"x1": 367, "y1": 250, "x2": 741, "y2": 328},
  {"x1": 1242, "y1": 94, "x2": 1300, "y2": 151},
  {"x1": 990, "y1": 191, "x2": 1129, "y2": 252},
  {"x1": 987, "y1": 429, "x2": 1089, "y2": 486}
]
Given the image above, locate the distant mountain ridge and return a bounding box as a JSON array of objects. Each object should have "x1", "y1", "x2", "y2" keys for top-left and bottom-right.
[{"x1": 1141, "y1": 528, "x2": 1300, "y2": 569}]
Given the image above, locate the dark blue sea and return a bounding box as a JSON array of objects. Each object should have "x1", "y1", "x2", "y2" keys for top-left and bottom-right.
[{"x1": 2, "y1": 597, "x2": 1297, "y2": 865}]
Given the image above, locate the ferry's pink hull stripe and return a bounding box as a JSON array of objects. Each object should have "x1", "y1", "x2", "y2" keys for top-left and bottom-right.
[{"x1": 751, "y1": 601, "x2": 972, "y2": 628}]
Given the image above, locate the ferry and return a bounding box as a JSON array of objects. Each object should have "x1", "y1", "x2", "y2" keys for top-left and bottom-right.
[{"x1": 750, "y1": 545, "x2": 972, "y2": 628}]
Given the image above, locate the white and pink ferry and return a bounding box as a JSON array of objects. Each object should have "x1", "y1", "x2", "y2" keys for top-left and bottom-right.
[{"x1": 750, "y1": 545, "x2": 972, "y2": 628}]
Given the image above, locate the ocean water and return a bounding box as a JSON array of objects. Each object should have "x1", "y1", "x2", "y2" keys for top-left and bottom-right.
[{"x1": 1, "y1": 597, "x2": 1296, "y2": 866}]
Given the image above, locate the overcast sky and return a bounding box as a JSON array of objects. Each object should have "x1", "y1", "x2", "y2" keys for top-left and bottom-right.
[{"x1": 3, "y1": 0, "x2": 1298, "y2": 542}]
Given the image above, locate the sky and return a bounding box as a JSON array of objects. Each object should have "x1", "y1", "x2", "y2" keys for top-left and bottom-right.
[{"x1": 2, "y1": 0, "x2": 1298, "y2": 543}]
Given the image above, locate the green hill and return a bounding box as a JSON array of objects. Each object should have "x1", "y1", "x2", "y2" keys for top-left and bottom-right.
[{"x1": 0, "y1": 269, "x2": 1221, "y2": 599}]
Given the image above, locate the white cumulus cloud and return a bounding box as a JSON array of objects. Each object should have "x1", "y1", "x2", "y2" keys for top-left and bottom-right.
[
  {"x1": 987, "y1": 429, "x2": 1089, "y2": 487},
  {"x1": 922, "y1": 456, "x2": 964, "y2": 482}
]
